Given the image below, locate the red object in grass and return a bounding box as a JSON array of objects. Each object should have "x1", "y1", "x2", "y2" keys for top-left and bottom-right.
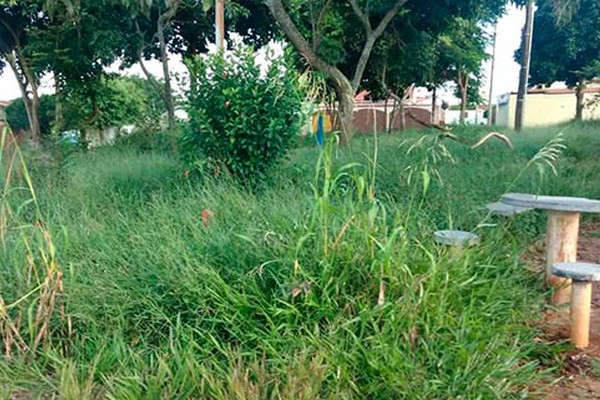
[
  {"x1": 184, "y1": 169, "x2": 190, "y2": 178},
  {"x1": 202, "y1": 209, "x2": 215, "y2": 227}
]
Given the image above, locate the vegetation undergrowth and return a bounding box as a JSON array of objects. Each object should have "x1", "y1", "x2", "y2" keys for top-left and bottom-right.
[{"x1": 1, "y1": 122, "x2": 599, "y2": 399}]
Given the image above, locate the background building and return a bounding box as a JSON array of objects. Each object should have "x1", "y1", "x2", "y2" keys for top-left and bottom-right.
[{"x1": 496, "y1": 86, "x2": 600, "y2": 128}]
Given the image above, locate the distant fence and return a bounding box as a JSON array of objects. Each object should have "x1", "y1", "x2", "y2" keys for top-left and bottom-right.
[{"x1": 311, "y1": 101, "x2": 438, "y2": 135}]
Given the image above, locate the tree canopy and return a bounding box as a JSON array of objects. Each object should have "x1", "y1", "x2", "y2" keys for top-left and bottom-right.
[
  {"x1": 524, "y1": 0, "x2": 600, "y2": 118},
  {"x1": 5, "y1": 75, "x2": 165, "y2": 136},
  {"x1": 0, "y1": 0, "x2": 560, "y2": 139},
  {"x1": 265, "y1": 0, "x2": 507, "y2": 139}
]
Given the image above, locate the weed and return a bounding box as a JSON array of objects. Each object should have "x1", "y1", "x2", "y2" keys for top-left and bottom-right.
[{"x1": 0, "y1": 122, "x2": 599, "y2": 398}]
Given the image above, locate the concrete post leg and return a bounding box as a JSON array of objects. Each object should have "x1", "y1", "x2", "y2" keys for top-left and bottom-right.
[
  {"x1": 546, "y1": 211, "x2": 580, "y2": 305},
  {"x1": 571, "y1": 281, "x2": 592, "y2": 348}
]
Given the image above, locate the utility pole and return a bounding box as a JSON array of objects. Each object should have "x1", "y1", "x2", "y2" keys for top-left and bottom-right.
[
  {"x1": 487, "y1": 23, "x2": 498, "y2": 126},
  {"x1": 216, "y1": 0, "x2": 225, "y2": 50},
  {"x1": 514, "y1": 0, "x2": 535, "y2": 132}
]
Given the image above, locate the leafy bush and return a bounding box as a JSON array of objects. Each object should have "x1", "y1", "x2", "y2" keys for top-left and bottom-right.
[
  {"x1": 182, "y1": 45, "x2": 304, "y2": 185},
  {"x1": 114, "y1": 125, "x2": 175, "y2": 154}
]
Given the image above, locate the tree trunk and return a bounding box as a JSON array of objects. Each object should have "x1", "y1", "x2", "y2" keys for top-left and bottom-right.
[
  {"x1": 157, "y1": 11, "x2": 176, "y2": 130},
  {"x1": 6, "y1": 55, "x2": 34, "y2": 130},
  {"x1": 515, "y1": 0, "x2": 535, "y2": 132},
  {"x1": 459, "y1": 72, "x2": 469, "y2": 124},
  {"x1": 135, "y1": 22, "x2": 165, "y2": 100},
  {"x1": 399, "y1": 99, "x2": 405, "y2": 131},
  {"x1": 6, "y1": 52, "x2": 40, "y2": 142},
  {"x1": 384, "y1": 91, "x2": 391, "y2": 134},
  {"x1": 15, "y1": 44, "x2": 40, "y2": 141},
  {"x1": 431, "y1": 87, "x2": 437, "y2": 124},
  {"x1": 336, "y1": 84, "x2": 355, "y2": 145},
  {"x1": 575, "y1": 83, "x2": 585, "y2": 120},
  {"x1": 0, "y1": 17, "x2": 40, "y2": 142},
  {"x1": 54, "y1": 74, "x2": 63, "y2": 134},
  {"x1": 487, "y1": 23, "x2": 498, "y2": 126},
  {"x1": 388, "y1": 97, "x2": 398, "y2": 133},
  {"x1": 29, "y1": 81, "x2": 40, "y2": 142}
]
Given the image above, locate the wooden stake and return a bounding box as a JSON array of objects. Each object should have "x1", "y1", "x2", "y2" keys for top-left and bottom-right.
[
  {"x1": 571, "y1": 281, "x2": 592, "y2": 348},
  {"x1": 546, "y1": 211, "x2": 580, "y2": 305}
]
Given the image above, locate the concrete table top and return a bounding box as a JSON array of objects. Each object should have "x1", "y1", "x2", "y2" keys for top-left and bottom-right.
[
  {"x1": 552, "y1": 262, "x2": 600, "y2": 282},
  {"x1": 500, "y1": 193, "x2": 600, "y2": 213},
  {"x1": 486, "y1": 202, "x2": 532, "y2": 217},
  {"x1": 434, "y1": 230, "x2": 480, "y2": 247}
]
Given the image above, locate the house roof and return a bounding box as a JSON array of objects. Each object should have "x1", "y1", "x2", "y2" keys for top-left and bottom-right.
[{"x1": 0, "y1": 100, "x2": 10, "y2": 108}]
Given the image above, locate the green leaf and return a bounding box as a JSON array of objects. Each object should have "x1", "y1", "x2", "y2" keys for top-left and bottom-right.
[{"x1": 202, "y1": 0, "x2": 214, "y2": 13}]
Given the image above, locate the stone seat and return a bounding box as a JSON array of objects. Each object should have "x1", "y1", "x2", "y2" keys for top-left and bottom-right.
[
  {"x1": 501, "y1": 193, "x2": 600, "y2": 213},
  {"x1": 433, "y1": 230, "x2": 480, "y2": 247},
  {"x1": 486, "y1": 202, "x2": 532, "y2": 217},
  {"x1": 552, "y1": 262, "x2": 600, "y2": 282},
  {"x1": 551, "y1": 262, "x2": 600, "y2": 348}
]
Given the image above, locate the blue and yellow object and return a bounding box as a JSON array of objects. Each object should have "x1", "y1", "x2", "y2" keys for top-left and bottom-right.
[{"x1": 316, "y1": 114, "x2": 325, "y2": 147}]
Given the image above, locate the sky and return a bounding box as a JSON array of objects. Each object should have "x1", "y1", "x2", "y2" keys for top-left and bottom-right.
[{"x1": 0, "y1": 5, "x2": 525, "y2": 104}]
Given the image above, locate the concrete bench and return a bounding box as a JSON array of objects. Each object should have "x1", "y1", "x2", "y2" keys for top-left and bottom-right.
[
  {"x1": 551, "y1": 262, "x2": 600, "y2": 348},
  {"x1": 501, "y1": 193, "x2": 600, "y2": 305},
  {"x1": 434, "y1": 230, "x2": 480, "y2": 247},
  {"x1": 486, "y1": 202, "x2": 532, "y2": 217}
]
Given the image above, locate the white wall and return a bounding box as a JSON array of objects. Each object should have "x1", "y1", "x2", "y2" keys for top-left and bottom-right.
[{"x1": 444, "y1": 109, "x2": 487, "y2": 125}]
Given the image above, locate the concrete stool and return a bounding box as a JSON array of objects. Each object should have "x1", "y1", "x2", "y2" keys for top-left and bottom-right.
[
  {"x1": 434, "y1": 230, "x2": 480, "y2": 247},
  {"x1": 551, "y1": 262, "x2": 600, "y2": 348},
  {"x1": 486, "y1": 202, "x2": 532, "y2": 217}
]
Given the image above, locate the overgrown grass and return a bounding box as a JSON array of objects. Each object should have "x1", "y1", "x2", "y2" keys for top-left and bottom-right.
[{"x1": 1, "y1": 122, "x2": 599, "y2": 398}]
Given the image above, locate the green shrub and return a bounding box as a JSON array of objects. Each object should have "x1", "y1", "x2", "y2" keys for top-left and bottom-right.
[
  {"x1": 182, "y1": 45, "x2": 304, "y2": 185},
  {"x1": 114, "y1": 126, "x2": 175, "y2": 154}
]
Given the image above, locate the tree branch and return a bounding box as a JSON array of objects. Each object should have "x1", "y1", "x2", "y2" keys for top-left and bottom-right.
[
  {"x1": 138, "y1": 54, "x2": 162, "y2": 92},
  {"x1": 0, "y1": 16, "x2": 20, "y2": 44},
  {"x1": 372, "y1": 0, "x2": 408, "y2": 38},
  {"x1": 265, "y1": 0, "x2": 351, "y2": 91},
  {"x1": 350, "y1": 0, "x2": 408, "y2": 91},
  {"x1": 349, "y1": 0, "x2": 372, "y2": 34},
  {"x1": 135, "y1": 21, "x2": 162, "y2": 93},
  {"x1": 312, "y1": 0, "x2": 333, "y2": 53}
]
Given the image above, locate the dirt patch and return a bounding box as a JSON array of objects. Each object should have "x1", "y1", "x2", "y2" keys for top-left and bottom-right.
[{"x1": 527, "y1": 220, "x2": 600, "y2": 399}]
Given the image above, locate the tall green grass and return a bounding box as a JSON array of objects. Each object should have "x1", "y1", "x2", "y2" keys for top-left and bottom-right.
[{"x1": 1, "y1": 122, "x2": 599, "y2": 398}]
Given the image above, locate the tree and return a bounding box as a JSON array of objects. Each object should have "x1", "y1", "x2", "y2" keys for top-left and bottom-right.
[
  {"x1": 264, "y1": 0, "x2": 508, "y2": 141},
  {"x1": 265, "y1": 0, "x2": 407, "y2": 143},
  {"x1": 0, "y1": 3, "x2": 46, "y2": 141},
  {"x1": 1, "y1": 1, "x2": 131, "y2": 139},
  {"x1": 62, "y1": 75, "x2": 159, "y2": 132},
  {"x1": 524, "y1": 0, "x2": 600, "y2": 120},
  {"x1": 119, "y1": 0, "x2": 183, "y2": 130},
  {"x1": 6, "y1": 95, "x2": 55, "y2": 136},
  {"x1": 6, "y1": 76, "x2": 161, "y2": 137},
  {"x1": 360, "y1": 8, "x2": 494, "y2": 125},
  {"x1": 439, "y1": 18, "x2": 488, "y2": 123}
]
